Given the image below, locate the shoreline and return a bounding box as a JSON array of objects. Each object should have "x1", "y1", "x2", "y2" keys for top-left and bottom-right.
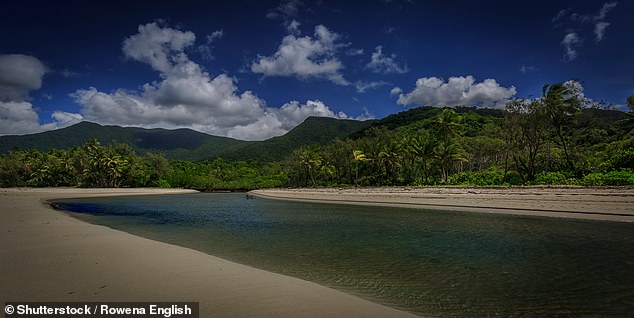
[
  {"x1": 250, "y1": 187, "x2": 634, "y2": 222},
  {"x1": 0, "y1": 188, "x2": 418, "y2": 318}
]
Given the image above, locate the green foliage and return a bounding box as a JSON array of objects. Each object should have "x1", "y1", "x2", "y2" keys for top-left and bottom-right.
[
  {"x1": 533, "y1": 171, "x2": 578, "y2": 185},
  {"x1": 581, "y1": 170, "x2": 634, "y2": 186},
  {"x1": 449, "y1": 169, "x2": 505, "y2": 186}
]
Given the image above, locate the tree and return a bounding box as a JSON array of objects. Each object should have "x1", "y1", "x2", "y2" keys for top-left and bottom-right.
[
  {"x1": 505, "y1": 99, "x2": 547, "y2": 182},
  {"x1": 299, "y1": 145, "x2": 322, "y2": 187},
  {"x1": 352, "y1": 150, "x2": 369, "y2": 186},
  {"x1": 434, "y1": 109, "x2": 467, "y2": 183},
  {"x1": 542, "y1": 81, "x2": 584, "y2": 171},
  {"x1": 407, "y1": 132, "x2": 436, "y2": 184}
]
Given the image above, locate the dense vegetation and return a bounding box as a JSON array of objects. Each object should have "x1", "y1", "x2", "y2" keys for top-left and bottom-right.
[
  {"x1": 1, "y1": 82, "x2": 632, "y2": 189},
  {"x1": 286, "y1": 83, "x2": 633, "y2": 187}
]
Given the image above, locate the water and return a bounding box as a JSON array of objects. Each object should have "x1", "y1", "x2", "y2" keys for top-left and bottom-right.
[{"x1": 52, "y1": 193, "x2": 634, "y2": 317}]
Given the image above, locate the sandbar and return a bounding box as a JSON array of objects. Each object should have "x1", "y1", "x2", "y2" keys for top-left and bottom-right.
[{"x1": 250, "y1": 187, "x2": 634, "y2": 222}]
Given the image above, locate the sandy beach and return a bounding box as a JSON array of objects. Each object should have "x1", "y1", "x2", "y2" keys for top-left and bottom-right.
[
  {"x1": 250, "y1": 187, "x2": 634, "y2": 222},
  {"x1": 0, "y1": 188, "x2": 419, "y2": 318}
]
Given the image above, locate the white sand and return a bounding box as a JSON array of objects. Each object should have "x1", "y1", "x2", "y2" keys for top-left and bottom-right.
[
  {"x1": 250, "y1": 187, "x2": 634, "y2": 222},
  {"x1": 0, "y1": 188, "x2": 419, "y2": 317}
]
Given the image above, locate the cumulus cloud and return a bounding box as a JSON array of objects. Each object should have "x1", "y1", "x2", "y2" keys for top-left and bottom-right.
[
  {"x1": 0, "y1": 54, "x2": 78, "y2": 135},
  {"x1": 395, "y1": 76, "x2": 516, "y2": 109},
  {"x1": 250, "y1": 24, "x2": 349, "y2": 85},
  {"x1": 70, "y1": 22, "x2": 353, "y2": 140},
  {"x1": 365, "y1": 46, "x2": 408, "y2": 74},
  {"x1": 0, "y1": 54, "x2": 47, "y2": 102},
  {"x1": 0, "y1": 101, "x2": 48, "y2": 135},
  {"x1": 561, "y1": 32, "x2": 582, "y2": 61},
  {"x1": 122, "y1": 23, "x2": 196, "y2": 74}
]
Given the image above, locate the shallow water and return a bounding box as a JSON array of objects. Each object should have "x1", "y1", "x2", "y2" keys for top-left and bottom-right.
[{"x1": 53, "y1": 193, "x2": 634, "y2": 317}]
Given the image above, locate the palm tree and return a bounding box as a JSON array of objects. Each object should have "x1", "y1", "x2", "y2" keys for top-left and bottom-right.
[
  {"x1": 435, "y1": 138, "x2": 467, "y2": 183},
  {"x1": 541, "y1": 81, "x2": 583, "y2": 171},
  {"x1": 620, "y1": 96, "x2": 634, "y2": 133},
  {"x1": 434, "y1": 109, "x2": 466, "y2": 183},
  {"x1": 378, "y1": 142, "x2": 402, "y2": 185},
  {"x1": 299, "y1": 146, "x2": 322, "y2": 187},
  {"x1": 352, "y1": 150, "x2": 369, "y2": 187},
  {"x1": 409, "y1": 132, "x2": 436, "y2": 184}
]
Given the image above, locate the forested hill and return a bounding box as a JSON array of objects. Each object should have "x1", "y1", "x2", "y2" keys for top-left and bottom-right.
[
  {"x1": 0, "y1": 117, "x2": 373, "y2": 161},
  {"x1": 353, "y1": 106, "x2": 627, "y2": 137}
]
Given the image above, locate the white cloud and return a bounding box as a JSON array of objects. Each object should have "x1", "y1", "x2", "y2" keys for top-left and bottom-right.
[
  {"x1": 365, "y1": 46, "x2": 408, "y2": 74},
  {"x1": 395, "y1": 76, "x2": 516, "y2": 109},
  {"x1": 552, "y1": 8, "x2": 570, "y2": 23},
  {"x1": 286, "y1": 20, "x2": 301, "y2": 35},
  {"x1": 345, "y1": 48, "x2": 364, "y2": 56},
  {"x1": 207, "y1": 30, "x2": 224, "y2": 42},
  {"x1": 390, "y1": 87, "x2": 402, "y2": 95},
  {"x1": 0, "y1": 101, "x2": 46, "y2": 135},
  {"x1": 553, "y1": 2, "x2": 617, "y2": 58},
  {"x1": 266, "y1": 0, "x2": 303, "y2": 20},
  {"x1": 595, "y1": 2, "x2": 618, "y2": 20},
  {"x1": 122, "y1": 22, "x2": 196, "y2": 74},
  {"x1": 594, "y1": 21, "x2": 610, "y2": 42},
  {"x1": 561, "y1": 32, "x2": 582, "y2": 61},
  {"x1": 0, "y1": 54, "x2": 76, "y2": 135},
  {"x1": 70, "y1": 22, "x2": 352, "y2": 141},
  {"x1": 354, "y1": 80, "x2": 390, "y2": 93},
  {"x1": 250, "y1": 25, "x2": 349, "y2": 85},
  {"x1": 198, "y1": 29, "x2": 224, "y2": 60},
  {"x1": 0, "y1": 54, "x2": 47, "y2": 102}
]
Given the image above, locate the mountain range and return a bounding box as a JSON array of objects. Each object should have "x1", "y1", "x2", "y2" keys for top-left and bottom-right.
[
  {"x1": 0, "y1": 117, "x2": 373, "y2": 161},
  {"x1": 1, "y1": 106, "x2": 627, "y2": 162}
]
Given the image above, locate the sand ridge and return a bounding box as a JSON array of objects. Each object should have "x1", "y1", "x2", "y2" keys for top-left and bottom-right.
[{"x1": 250, "y1": 187, "x2": 634, "y2": 222}]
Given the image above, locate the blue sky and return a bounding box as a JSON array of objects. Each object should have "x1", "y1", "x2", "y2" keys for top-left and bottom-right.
[{"x1": 1, "y1": 0, "x2": 632, "y2": 140}]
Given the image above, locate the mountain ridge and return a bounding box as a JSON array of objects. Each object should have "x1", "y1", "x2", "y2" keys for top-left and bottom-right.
[{"x1": 0, "y1": 117, "x2": 373, "y2": 161}]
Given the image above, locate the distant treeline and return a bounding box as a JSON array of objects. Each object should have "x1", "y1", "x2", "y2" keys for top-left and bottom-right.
[{"x1": 1, "y1": 83, "x2": 633, "y2": 189}]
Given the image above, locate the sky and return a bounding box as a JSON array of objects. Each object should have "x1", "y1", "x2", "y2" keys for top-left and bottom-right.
[{"x1": 1, "y1": 0, "x2": 632, "y2": 140}]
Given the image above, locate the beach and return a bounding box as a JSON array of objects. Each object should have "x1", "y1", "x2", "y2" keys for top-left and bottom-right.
[
  {"x1": 0, "y1": 188, "x2": 419, "y2": 318},
  {"x1": 250, "y1": 187, "x2": 634, "y2": 222}
]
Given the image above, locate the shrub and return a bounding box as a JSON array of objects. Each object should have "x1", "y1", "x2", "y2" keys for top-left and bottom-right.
[
  {"x1": 582, "y1": 170, "x2": 634, "y2": 186},
  {"x1": 503, "y1": 171, "x2": 523, "y2": 185},
  {"x1": 533, "y1": 171, "x2": 574, "y2": 185},
  {"x1": 449, "y1": 169, "x2": 505, "y2": 186}
]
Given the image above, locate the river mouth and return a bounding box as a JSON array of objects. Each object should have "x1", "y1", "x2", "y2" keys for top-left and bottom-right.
[{"x1": 52, "y1": 192, "x2": 634, "y2": 317}]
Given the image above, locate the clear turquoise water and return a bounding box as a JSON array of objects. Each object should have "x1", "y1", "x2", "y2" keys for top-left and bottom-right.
[{"x1": 53, "y1": 193, "x2": 634, "y2": 317}]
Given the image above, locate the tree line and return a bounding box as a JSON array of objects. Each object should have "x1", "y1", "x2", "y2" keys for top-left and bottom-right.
[
  {"x1": 1, "y1": 81, "x2": 632, "y2": 189},
  {"x1": 0, "y1": 139, "x2": 287, "y2": 190}
]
